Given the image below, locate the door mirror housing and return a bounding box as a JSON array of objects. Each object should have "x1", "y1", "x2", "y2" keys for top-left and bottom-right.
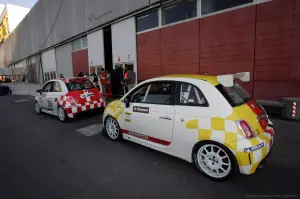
[
  {"x1": 36, "y1": 89, "x2": 42, "y2": 94},
  {"x1": 124, "y1": 97, "x2": 130, "y2": 108}
]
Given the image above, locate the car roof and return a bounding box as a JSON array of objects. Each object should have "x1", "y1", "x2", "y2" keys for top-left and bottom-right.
[{"x1": 158, "y1": 74, "x2": 220, "y2": 86}]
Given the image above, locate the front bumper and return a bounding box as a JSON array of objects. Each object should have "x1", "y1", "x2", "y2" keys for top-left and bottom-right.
[
  {"x1": 237, "y1": 127, "x2": 274, "y2": 175},
  {"x1": 65, "y1": 100, "x2": 105, "y2": 118}
]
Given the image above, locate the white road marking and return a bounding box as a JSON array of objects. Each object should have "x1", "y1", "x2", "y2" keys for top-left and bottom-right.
[
  {"x1": 13, "y1": 99, "x2": 31, "y2": 103},
  {"x1": 76, "y1": 124, "x2": 103, "y2": 136}
]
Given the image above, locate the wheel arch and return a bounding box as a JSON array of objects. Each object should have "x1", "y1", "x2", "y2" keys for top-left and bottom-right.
[
  {"x1": 191, "y1": 140, "x2": 238, "y2": 168},
  {"x1": 34, "y1": 99, "x2": 41, "y2": 105}
]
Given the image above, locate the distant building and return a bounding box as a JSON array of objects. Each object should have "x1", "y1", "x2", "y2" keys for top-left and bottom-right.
[{"x1": 0, "y1": 4, "x2": 30, "y2": 43}]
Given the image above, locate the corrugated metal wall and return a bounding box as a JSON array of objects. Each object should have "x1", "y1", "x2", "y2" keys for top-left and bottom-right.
[
  {"x1": 2, "y1": 0, "x2": 152, "y2": 64},
  {"x1": 137, "y1": 30, "x2": 162, "y2": 80},
  {"x1": 137, "y1": 0, "x2": 300, "y2": 100},
  {"x1": 254, "y1": 0, "x2": 299, "y2": 100},
  {"x1": 161, "y1": 20, "x2": 200, "y2": 75}
]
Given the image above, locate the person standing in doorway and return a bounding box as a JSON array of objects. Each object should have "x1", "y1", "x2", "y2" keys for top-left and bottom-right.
[
  {"x1": 127, "y1": 67, "x2": 136, "y2": 91},
  {"x1": 122, "y1": 66, "x2": 136, "y2": 93},
  {"x1": 122, "y1": 67, "x2": 129, "y2": 94}
]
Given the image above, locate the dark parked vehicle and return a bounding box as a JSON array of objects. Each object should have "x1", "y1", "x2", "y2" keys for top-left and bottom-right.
[{"x1": 0, "y1": 84, "x2": 12, "y2": 96}]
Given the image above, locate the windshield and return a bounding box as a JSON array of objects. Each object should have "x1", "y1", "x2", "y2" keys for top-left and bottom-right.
[
  {"x1": 65, "y1": 79, "x2": 95, "y2": 91},
  {"x1": 216, "y1": 81, "x2": 251, "y2": 107}
]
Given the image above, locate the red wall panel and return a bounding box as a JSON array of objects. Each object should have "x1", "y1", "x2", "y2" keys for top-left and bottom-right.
[
  {"x1": 161, "y1": 20, "x2": 200, "y2": 74},
  {"x1": 200, "y1": 6, "x2": 256, "y2": 93},
  {"x1": 254, "y1": 0, "x2": 296, "y2": 100},
  {"x1": 137, "y1": 30, "x2": 162, "y2": 81},
  {"x1": 136, "y1": 0, "x2": 300, "y2": 100},
  {"x1": 72, "y1": 49, "x2": 89, "y2": 77}
]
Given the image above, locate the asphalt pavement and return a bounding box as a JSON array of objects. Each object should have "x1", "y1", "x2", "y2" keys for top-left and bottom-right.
[{"x1": 0, "y1": 95, "x2": 299, "y2": 199}]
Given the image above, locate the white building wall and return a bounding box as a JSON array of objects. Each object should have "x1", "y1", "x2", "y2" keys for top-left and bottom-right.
[
  {"x1": 41, "y1": 49, "x2": 56, "y2": 73},
  {"x1": 87, "y1": 29, "x2": 104, "y2": 68},
  {"x1": 111, "y1": 17, "x2": 137, "y2": 64},
  {"x1": 6, "y1": 4, "x2": 30, "y2": 33}
]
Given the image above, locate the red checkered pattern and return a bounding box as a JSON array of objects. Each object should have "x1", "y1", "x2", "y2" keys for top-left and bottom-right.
[{"x1": 57, "y1": 96, "x2": 105, "y2": 118}]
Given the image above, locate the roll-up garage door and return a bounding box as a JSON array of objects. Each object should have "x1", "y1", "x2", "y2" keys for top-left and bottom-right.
[
  {"x1": 55, "y1": 43, "x2": 73, "y2": 78},
  {"x1": 42, "y1": 49, "x2": 57, "y2": 81},
  {"x1": 88, "y1": 29, "x2": 104, "y2": 72},
  {"x1": 111, "y1": 17, "x2": 137, "y2": 72}
]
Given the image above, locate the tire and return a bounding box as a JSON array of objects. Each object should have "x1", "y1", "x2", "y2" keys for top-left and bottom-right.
[
  {"x1": 104, "y1": 116, "x2": 122, "y2": 140},
  {"x1": 8, "y1": 90, "x2": 12, "y2": 95},
  {"x1": 193, "y1": 141, "x2": 237, "y2": 181},
  {"x1": 35, "y1": 101, "x2": 42, "y2": 114},
  {"x1": 58, "y1": 106, "x2": 68, "y2": 122}
]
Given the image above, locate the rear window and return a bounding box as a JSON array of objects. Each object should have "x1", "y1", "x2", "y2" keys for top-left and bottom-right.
[
  {"x1": 65, "y1": 79, "x2": 95, "y2": 91},
  {"x1": 216, "y1": 81, "x2": 251, "y2": 107}
]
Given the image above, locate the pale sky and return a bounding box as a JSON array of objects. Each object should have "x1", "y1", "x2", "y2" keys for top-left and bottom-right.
[{"x1": 0, "y1": 0, "x2": 37, "y2": 8}]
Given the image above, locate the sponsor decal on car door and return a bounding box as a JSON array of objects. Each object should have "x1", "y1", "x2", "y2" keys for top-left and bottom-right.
[{"x1": 123, "y1": 82, "x2": 175, "y2": 146}]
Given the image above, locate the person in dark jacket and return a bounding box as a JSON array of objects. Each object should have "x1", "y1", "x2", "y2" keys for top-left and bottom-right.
[
  {"x1": 77, "y1": 72, "x2": 84, "y2": 77},
  {"x1": 111, "y1": 67, "x2": 124, "y2": 97}
]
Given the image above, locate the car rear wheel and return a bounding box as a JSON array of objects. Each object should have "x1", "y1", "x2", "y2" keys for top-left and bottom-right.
[
  {"x1": 104, "y1": 116, "x2": 122, "y2": 140},
  {"x1": 193, "y1": 141, "x2": 237, "y2": 181},
  {"x1": 35, "y1": 101, "x2": 41, "y2": 114},
  {"x1": 58, "y1": 106, "x2": 68, "y2": 122}
]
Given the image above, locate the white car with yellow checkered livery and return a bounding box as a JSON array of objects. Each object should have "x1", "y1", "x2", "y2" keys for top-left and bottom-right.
[{"x1": 103, "y1": 72, "x2": 274, "y2": 181}]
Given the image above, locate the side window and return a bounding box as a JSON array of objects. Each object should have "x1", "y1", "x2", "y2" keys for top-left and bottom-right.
[
  {"x1": 53, "y1": 82, "x2": 62, "y2": 92},
  {"x1": 179, "y1": 83, "x2": 207, "y2": 106},
  {"x1": 131, "y1": 85, "x2": 149, "y2": 103},
  {"x1": 143, "y1": 82, "x2": 172, "y2": 105},
  {"x1": 42, "y1": 82, "x2": 53, "y2": 92}
]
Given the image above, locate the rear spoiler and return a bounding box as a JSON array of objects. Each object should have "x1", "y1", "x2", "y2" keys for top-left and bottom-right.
[{"x1": 217, "y1": 72, "x2": 250, "y2": 87}]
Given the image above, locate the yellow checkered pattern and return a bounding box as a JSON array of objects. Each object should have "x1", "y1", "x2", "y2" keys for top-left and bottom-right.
[
  {"x1": 104, "y1": 100, "x2": 125, "y2": 120},
  {"x1": 186, "y1": 117, "x2": 273, "y2": 175}
]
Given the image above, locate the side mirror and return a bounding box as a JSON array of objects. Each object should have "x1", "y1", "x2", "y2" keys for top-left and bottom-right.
[
  {"x1": 36, "y1": 89, "x2": 42, "y2": 94},
  {"x1": 124, "y1": 97, "x2": 130, "y2": 108}
]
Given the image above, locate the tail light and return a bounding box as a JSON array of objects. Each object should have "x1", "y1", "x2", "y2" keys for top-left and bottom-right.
[
  {"x1": 236, "y1": 120, "x2": 257, "y2": 138},
  {"x1": 258, "y1": 114, "x2": 268, "y2": 130}
]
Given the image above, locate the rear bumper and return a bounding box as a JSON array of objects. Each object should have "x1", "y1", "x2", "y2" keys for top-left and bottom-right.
[
  {"x1": 237, "y1": 127, "x2": 274, "y2": 175},
  {"x1": 65, "y1": 100, "x2": 105, "y2": 118}
]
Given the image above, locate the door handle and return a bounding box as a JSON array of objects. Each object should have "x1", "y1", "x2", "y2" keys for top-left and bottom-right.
[{"x1": 159, "y1": 116, "x2": 172, "y2": 120}]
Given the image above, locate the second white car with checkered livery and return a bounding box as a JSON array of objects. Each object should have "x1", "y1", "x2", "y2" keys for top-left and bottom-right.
[{"x1": 34, "y1": 77, "x2": 105, "y2": 122}]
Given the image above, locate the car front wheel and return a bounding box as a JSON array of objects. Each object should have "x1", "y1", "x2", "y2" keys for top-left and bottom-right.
[
  {"x1": 193, "y1": 141, "x2": 237, "y2": 181},
  {"x1": 58, "y1": 106, "x2": 68, "y2": 122},
  {"x1": 104, "y1": 116, "x2": 122, "y2": 140},
  {"x1": 35, "y1": 101, "x2": 41, "y2": 114}
]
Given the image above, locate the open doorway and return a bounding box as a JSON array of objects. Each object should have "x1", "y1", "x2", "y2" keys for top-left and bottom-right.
[
  {"x1": 103, "y1": 25, "x2": 113, "y2": 73},
  {"x1": 113, "y1": 64, "x2": 123, "y2": 70},
  {"x1": 124, "y1": 63, "x2": 134, "y2": 71}
]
